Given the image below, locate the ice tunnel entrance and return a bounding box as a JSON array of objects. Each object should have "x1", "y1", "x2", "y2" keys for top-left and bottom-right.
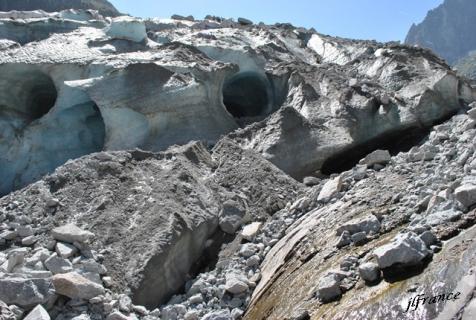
[
  {"x1": 222, "y1": 71, "x2": 272, "y2": 122},
  {"x1": 0, "y1": 69, "x2": 58, "y2": 123}
]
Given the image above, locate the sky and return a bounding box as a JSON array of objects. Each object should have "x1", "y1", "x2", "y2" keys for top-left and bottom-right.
[{"x1": 109, "y1": 0, "x2": 444, "y2": 42}]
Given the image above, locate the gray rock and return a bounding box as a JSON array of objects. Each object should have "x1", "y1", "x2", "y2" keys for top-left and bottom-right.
[
  {"x1": 16, "y1": 225, "x2": 33, "y2": 238},
  {"x1": 0, "y1": 277, "x2": 55, "y2": 307},
  {"x1": 360, "y1": 150, "x2": 391, "y2": 167},
  {"x1": 171, "y1": 14, "x2": 195, "y2": 21},
  {"x1": 336, "y1": 214, "x2": 381, "y2": 236},
  {"x1": 351, "y1": 231, "x2": 367, "y2": 245},
  {"x1": 455, "y1": 184, "x2": 476, "y2": 207},
  {"x1": 335, "y1": 230, "x2": 352, "y2": 248},
  {"x1": 202, "y1": 310, "x2": 232, "y2": 320},
  {"x1": 318, "y1": 176, "x2": 342, "y2": 202},
  {"x1": 373, "y1": 232, "x2": 431, "y2": 269},
  {"x1": 316, "y1": 273, "x2": 342, "y2": 302},
  {"x1": 55, "y1": 242, "x2": 78, "y2": 258},
  {"x1": 303, "y1": 176, "x2": 320, "y2": 186},
  {"x1": 184, "y1": 310, "x2": 200, "y2": 320},
  {"x1": 162, "y1": 304, "x2": 187, "y2": 320},
  {"x1": 23, "y1": 305, "x2": 50, "y2": 320},
  {"x1": 419, "y1": 230, "x2": 438, "y2": 247},
  {"x1": 44, "y1": 253, "x2": 73, "y2": 274},
  {"x1": 219, "y1": 200, "x2": 246, "y2": 234},
  {"x1": 118, "y1": 294, "x2": 132, "y2": 312},
  {"x1": 238, "y1": 17, "x2": 253, "y2": 25},
  {"x1": 225, "y1": 277, "x2": 249, "y2": 295},
  {"x1": 358, "y1": 262, "x2": 381, "y2": 283},
  {"x1": 106, "y1": 311, "x2": 130, "y2": 320},
  {"x1": 52, "y1": 224, "x2": 94, "y2": 244},
  {"x1": 424, "y1": 209, "x2": 462, "y2": 227},
  {"x1": 52, "y1": 272, "x2": 105, "y2": 299},
  {"x1": 21, "y1": 235, "x2": 38, "y2": 246},
  {"x1": 241, "y1": 222, "x2": 262, "y2": 241}
]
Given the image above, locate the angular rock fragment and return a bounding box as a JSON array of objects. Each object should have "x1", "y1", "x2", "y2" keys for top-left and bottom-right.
[
  {"x1": 225, "y1": 277, "x2": 249, "y2": 295},
  {"x1": 44, "y1": 254, "x2": 73, "y2": 274},
  {"x1": 241, "y1": 222, "x2": 262, "y2": 241},
  {"x1": 359, "y1": 150, "x2": 391, "y2": 167},
  {"x1": 52, "y1": 272, "x2": 105, "y2": 300},
  {"x1": 318, "y1": 176, "x2": 342, "y2": 202},
  {"x1": 23, "y1": 305, "x2": 50, "y2": 320},
  {"x1": 0, "y1": 277, "x2": 55, "y2": 307},
  {"x1": 358, "y1": 262, "x2": 381, "y2": 283},
  {"x1": 52, "y1": 224, "x2": 94, "y2": 244},
  {"x1": 55, "y1": 242, "x2": 78, "y2": 258},
  {"x1": 219, "y1": 200, "x2": 246, "y2": 234},
  {"x1": 373, "y1": 232, "x2": 431, "y2": 269},
  {"x1": 455, "y1": 184, "x2": 476, "y2": 207},
  {"x1": 316, "y1": 273, "x2": 343, "y2": 302},
  {"x1": 336, "y1": 214, "x2": 381, "y2": 236}
]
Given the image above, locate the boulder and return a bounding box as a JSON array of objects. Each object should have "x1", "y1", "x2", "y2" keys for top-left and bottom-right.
[
  {"x1": 358, "y1": 262, "x2": 381, "y2": 283},
  {"x1": 238, "y1": 17, "x2": 253, "y2": 25},
  {"x1": 316, "y1": 273, "x2": 342, "y2": 302},
  {"x1": 171, "y1": 14, "x2": 195, "y2": 21},
  {"x1": 219, "y1": 200, "x2": 246, "y2": 234},
  {"x1": 202, "y1": 310, "x2": 233, "y2": 320},
  {"x1": 241, "y1": 222, "x2": 262, "y2": 241},
  {"x1": 336, "y1": 214, "x2": 381, "y2": 236},
  {"x1": 52, "y1": 224, "x2": 94, "y2": 244},
  {"x1": 455, "y1": 184, "x2": 476, "y2": 207},
  {"x1": 0, "y1": 277, "x2": 55, "y2": 307},
  {"x1": 225, "y1": 277, "x2": 249, "y2": 295},
  {"x1": 317, "y1": 176, "x2": 342, "y2": 202},
  {"x1": 424, "y1": 209, "x2": 462, "y2": 227},
  {"x1": 44, "y1": 254, "x2": 73, "y2": 274},
  {"x1": 23, "y1": 305, "x2": 50, "y2": 320},
  {"x1": 359, "y1": 150, "x2": 391, "y2": 167},
  {"x1": 373, "y1": 232, "x2": 431, "y2": 269},
  {"x1": 55, "y1": 242, "x2": 78, "y2": 258},
  {"x1": 52, "y1": 272, "x2": 105, "y2": 300},
  {"x1": 303, "y1": 176, "x2": 320, "y2": 186}
]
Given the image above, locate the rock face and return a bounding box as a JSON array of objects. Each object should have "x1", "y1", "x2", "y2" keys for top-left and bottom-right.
[
  {"x1": 0, "y1": 10, "x2": 474, "y2": 195},
  {"x1": 244, "y1": 109, "x2": 476, "y2": 319},
  {"x1": 405, "y1": 0, "x2": 476, "y2": 65},
  {"x1": 0, "y1": 0, "x2": 120, "y2": 17}
]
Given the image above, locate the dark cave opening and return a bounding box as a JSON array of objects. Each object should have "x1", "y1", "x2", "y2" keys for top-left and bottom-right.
[
  {"x1": 320, "y1": 126, "x2": 432, "y2": 175},
  {"x1": 222, "y1": 71, "x2": 271, "y2": 119},
  {"x1": 0, "y1": 69, "x2": 58, "y2": 122},
  {"x1": 26, "y1": 76, "x2": 58, "y2": 120}
]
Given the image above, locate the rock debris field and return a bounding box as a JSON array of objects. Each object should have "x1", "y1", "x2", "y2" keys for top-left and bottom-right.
[{"x1": 0, "y1": 2, "x2": 476, "y2": 320}]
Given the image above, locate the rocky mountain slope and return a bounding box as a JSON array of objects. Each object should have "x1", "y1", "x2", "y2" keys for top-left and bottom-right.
[
  {"x1": 454, "y1": 51, "x2": 476, "y2": 80},
  {"x1": 405, "y1": 0, "x2": 476, "y2": 65},
  {"x1": 0, "y1": 0, "x2": 120, "y2": 17},
  {"x1": 0, "y1": 6, "x2": 476, "y2": 320}
]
